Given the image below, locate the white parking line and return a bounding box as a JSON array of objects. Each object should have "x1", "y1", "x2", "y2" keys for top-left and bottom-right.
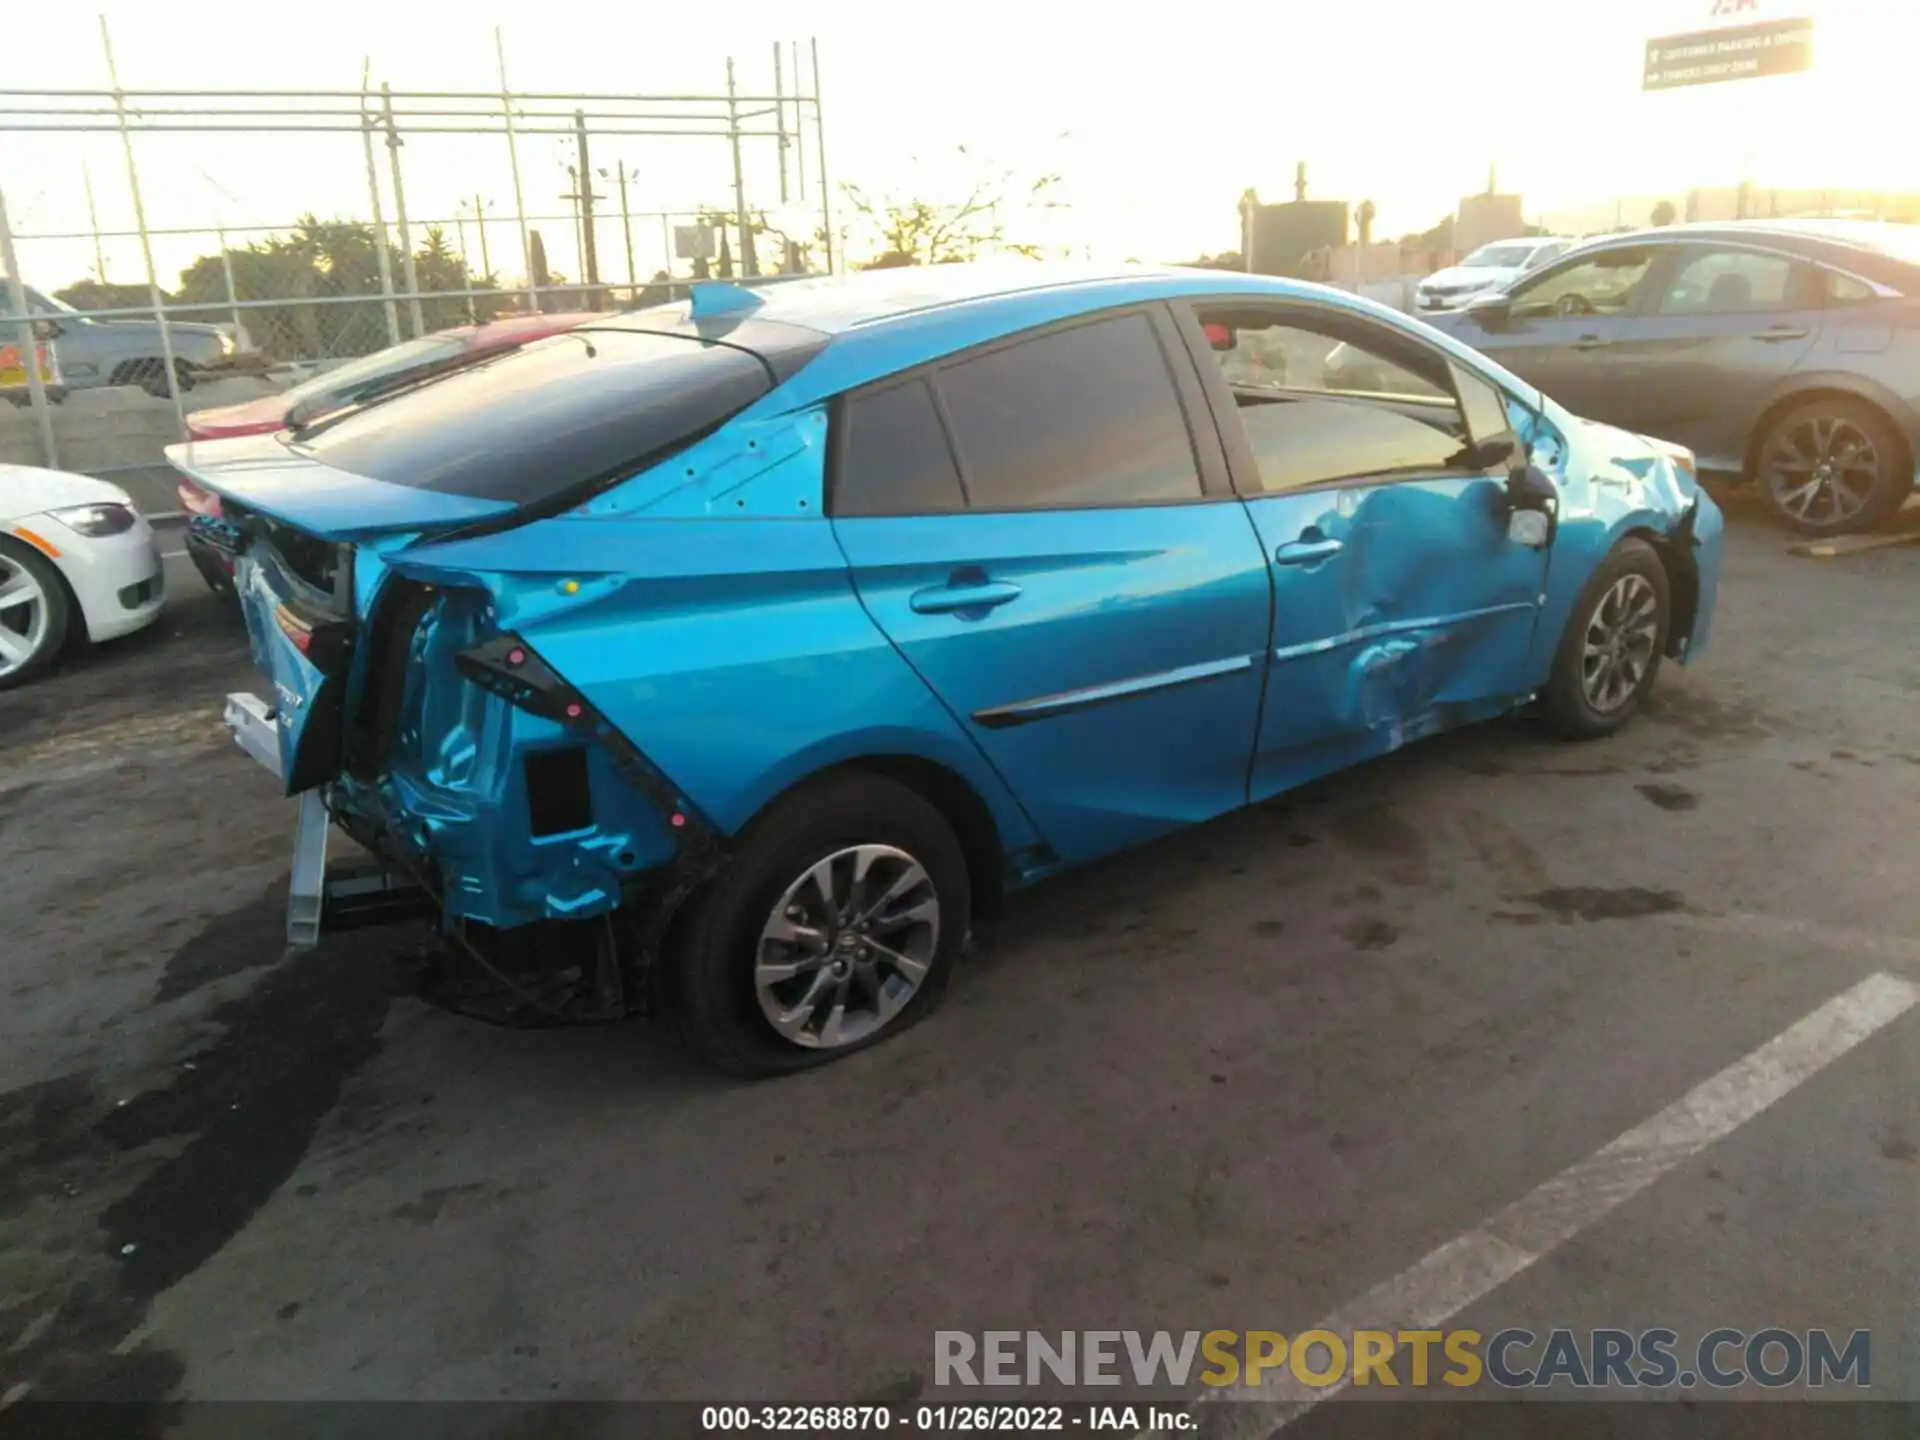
[
  {"x1": 159, "y1": 549, "x2": 187, "y2": 560},
  {"x1": 1201, "y1": 971, "x2": 1920, "y2": 1434}
]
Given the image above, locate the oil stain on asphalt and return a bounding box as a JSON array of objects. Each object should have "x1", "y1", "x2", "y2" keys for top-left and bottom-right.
[{"x1": 0, "y1": 891, "x2": 397, "y2": 1421}]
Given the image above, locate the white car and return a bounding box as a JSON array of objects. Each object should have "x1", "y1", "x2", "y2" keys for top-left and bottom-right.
[
  {"x1": 1415, "y1": 237, "x2": 1577, "y2": 313},
  {"x1": 0, "y1": 464, "x2": 166, "y2": 689}
]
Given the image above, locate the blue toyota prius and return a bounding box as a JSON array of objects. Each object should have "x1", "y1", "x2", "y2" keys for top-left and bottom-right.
[{"x1": 168, "y1": 262, "x2": 1722, "y2": 1074}]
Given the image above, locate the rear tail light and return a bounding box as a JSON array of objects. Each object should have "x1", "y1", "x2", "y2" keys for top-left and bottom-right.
[
  {"x1": 274, "y1": 603, "x2": 352, "y2": 674},
  {"x1": 177, "y1": 478, "x2": 223, "y2": 519}
]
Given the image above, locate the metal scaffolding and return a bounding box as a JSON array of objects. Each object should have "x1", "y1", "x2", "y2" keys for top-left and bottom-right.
[{"x1": 0, "y1": 24, "x2": 833, "y2": 483}]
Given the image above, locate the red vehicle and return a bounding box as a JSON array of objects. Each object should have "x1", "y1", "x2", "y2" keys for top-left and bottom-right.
[{"x1": 177, "y1": 312, "x2": 598, "y2": 592}]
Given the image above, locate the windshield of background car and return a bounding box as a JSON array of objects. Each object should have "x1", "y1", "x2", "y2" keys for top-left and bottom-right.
[
  {"x1": 282, "y1": 333, "x2": 468, "y2": 408},
  {"x1": 1464, "y1": 244, "x2": 1535, "y2": 268},
  {"x1": 287, "y1": 327, "x2": 778, "y2": 505}
]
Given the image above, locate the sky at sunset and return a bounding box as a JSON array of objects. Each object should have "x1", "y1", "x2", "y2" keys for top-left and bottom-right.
[{"x1": 4, "y1": 0, "x2": 1904, "y2": 292}]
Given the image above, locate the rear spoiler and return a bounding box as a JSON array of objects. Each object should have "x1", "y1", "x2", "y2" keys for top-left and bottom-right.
[{"x1": 164, "y1": 434, "x2": 517, "y2": 543}]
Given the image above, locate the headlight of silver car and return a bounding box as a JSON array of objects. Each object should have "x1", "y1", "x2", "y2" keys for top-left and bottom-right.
[{"x1": 49, "y1": 502, "x2": 138, "y2": 537}]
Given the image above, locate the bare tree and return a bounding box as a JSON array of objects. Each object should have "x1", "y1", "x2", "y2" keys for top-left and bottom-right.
[{"x1": 841, "y1": 147, "x2": 1067, "y2": 268}]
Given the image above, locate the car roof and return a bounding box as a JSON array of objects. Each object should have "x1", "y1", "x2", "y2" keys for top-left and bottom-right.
[
  {"x1": 593, "y1": 262, "x2": 1185, "y2": 339},
  {"x1": 1559, "y1": 217, "x2": 1920, "y2": 261},
  {"x1": 595, "y1": 261, "x2": 1551, "y2": 415}
]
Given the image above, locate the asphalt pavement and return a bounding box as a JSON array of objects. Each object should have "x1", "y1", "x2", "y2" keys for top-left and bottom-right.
[{"x1": 0, "y1": 497, "x2": 1914, "y2": 1433}]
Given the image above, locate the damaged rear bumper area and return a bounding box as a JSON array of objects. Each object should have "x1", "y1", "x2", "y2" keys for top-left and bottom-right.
[{"x1": 226, "y1": 577, "x2": 727, "y2": 1026}]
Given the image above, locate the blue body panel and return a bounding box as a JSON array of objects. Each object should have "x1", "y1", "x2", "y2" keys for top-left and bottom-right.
[
  {"x1": 1516, "y1": 399, "x2": 1723, "y2": 684},
  {"x1": 832, "y1": 501, "x2": 1273, "y2": 864},
  {"x1": 192, "y1": 264, "x2": 1721, "y2": 936},
  {"x1": 1241, "y1": 470, "x2": 1549, "y2": 801}
]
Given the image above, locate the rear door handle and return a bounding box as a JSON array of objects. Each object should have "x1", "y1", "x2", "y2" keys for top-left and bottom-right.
[
  {"x1": 909, "y1": 579, "x2": 1023, "y2": 615},
  {"x1": 1755, "y1": 325, "x2": 1811, "y2": 342},
  {"x1": 1570, "y1": 334, "x2": 1609, "y2": 351},
  {"x1": 1274, "y1": 536, "x2": 1344, "y2": 565}
]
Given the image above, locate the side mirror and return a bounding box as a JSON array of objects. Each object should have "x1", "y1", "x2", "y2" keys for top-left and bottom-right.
[
  {"x1": 1503, "y1": 462, "x2": 1558, "y2": 547},
  {"x1": 1462, "y1": 292, "x2": 1512, "y2": 329}
]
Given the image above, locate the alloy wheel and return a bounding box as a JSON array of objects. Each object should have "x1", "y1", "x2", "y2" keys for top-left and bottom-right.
[
  {"x1": 753, "y1": 843, "x2": 940, "y2": 1049},
  {"x1": 0, "y1": 554, "x2": 50, "y2": 680},
  {"x1": 1581, "y1": 572, "x2": 1659, "y2": 714},
  {"x1": 1764, "y1": 415, "x2": 1882, "y2": 528}
]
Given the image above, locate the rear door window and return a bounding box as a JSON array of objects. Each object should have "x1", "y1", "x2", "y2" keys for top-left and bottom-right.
[
  {"x1": 834, "y1": 377, "x2": 967, "y2": 516},
  {"x1": 1655, "y1": 248, "x2": 1820, "y2": 314},
  {"x1": 933, "y1": 311, "x2": 1203, "y2": 510},
  {"x1": 291, "y1": 327, "x2": 785, "y2": 506}
]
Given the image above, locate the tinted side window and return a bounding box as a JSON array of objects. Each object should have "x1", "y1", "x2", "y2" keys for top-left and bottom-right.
[
  {"x1": 1656, "y1": 249, "x2": 1813, "y2": 314},
  {"x1": 935, "y1": 312, "x2": 1202, "y2": 510},
  {"x1": 834, "y1": 377, "x2": 966, "y2": 516},
  {"x1": 1824, "y1": 270, "x2": 1877, "y2": 306},
  {"x1": 1511, "y1": 249, "x2": 1655, "y2": 318}
]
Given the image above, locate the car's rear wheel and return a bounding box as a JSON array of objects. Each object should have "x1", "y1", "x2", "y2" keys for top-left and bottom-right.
[
  {"x1": 114, "y1": 358, "x2": 195, "y2": 399},
  {"x1": 1755, "y1": 397, "x2": 1911, "y2": 536},
  {"x1": 0, "y1": 538, "x2": 72, "y2": 692},
  {"x1": 1542, "y1": 537, "x2": 1670, "y2": 740},
  {"x1": 670, "y1": 772, "x2": 970, "y2": 1077}
]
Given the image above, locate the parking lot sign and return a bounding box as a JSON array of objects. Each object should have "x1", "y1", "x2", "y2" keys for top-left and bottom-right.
[
  {"x1": 1644, "y1": 15, "x2": 1814, "y2": 89},
  {"x1": 673, "y1": 223, "x2": 716, "y2": 261}
]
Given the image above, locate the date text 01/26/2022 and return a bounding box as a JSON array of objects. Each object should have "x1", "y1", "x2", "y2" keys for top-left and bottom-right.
[{"x1": 700, "y1": 1405, "x2": 1191, "y2": 1432}]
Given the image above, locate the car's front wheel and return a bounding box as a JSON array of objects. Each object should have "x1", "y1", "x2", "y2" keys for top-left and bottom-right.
[
  {"x1": 1542, "y1": 537, "x2": 1671, "y2": 740},
  {"x1": 670, "y1": 772, "x2": 970, "y2": 1076}
]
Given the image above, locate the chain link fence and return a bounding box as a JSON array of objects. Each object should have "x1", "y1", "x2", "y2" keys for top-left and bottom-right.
[{"x1": 1, "y1": 32, "x2": 833, "y2": 515}]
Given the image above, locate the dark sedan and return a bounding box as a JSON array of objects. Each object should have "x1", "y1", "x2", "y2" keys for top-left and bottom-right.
[{"x1": 1359, "y1": 221, "x2": 1920, "y2": 535}]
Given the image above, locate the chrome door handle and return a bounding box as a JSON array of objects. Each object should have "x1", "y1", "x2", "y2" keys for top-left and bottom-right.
[
  {"x1": 1755, "y1": 325, "x2": 1811, "y2": 342},
  {"x1": 1274, "y1": 536, "x2": 1344, "y2": 565},
  {"x1": 909, "y1": 579, "x2": 1023, "y2": 614}
]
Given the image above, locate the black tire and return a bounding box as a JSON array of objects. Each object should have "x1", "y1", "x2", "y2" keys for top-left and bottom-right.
[
  {"x1": 1754, "y1": 396, "x2": 1912, "y2": 537},
  {"x1": 1542, "y1": 537, "x2": 1671, "y2": 741},
  {"x1": 0, "y1": 537, "x2": 73, "y2": 693},
  {"x1": 117, "y1": 358, "x2": 194, "y2": 399},
  {"x1": 669, "y1": 772, "x2": 971, "y2": 1078}
]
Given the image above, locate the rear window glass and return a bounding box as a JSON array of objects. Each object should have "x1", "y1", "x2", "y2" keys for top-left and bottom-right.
[
  {"x1": 285, "y1": 333, "x2": 467, "y2": 408},
  {"x1": 292, "y1": 328, "x2": 776, "y2": 505}
]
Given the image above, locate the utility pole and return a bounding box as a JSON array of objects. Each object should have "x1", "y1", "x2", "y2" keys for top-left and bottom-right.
[
  {"x1": 380, "y1": 82, "x2": 426, "y2": 337},
  {"x1": 617, "y1": 162, "x2": 636, "y2": 293},
  {"x1": 572, "y1": 109, "x2": 602, "y2": 304},
  {"x1": 773, "y1": 43, "x2": 790, "y2": 204},
  {"x1": 83, "y1": 162, "x2": 107, "y2": 283},
  {"x1": 473, "y1": 195, "x2": 492, "y2": 283},
  {"x1": 725, "y1": 57, "x2": 759, "y2": 277}
]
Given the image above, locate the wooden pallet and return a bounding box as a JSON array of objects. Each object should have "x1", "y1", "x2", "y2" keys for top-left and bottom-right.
[{"x1": 1788, "y1": 528, "x2": 1920, "y2": 559}]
